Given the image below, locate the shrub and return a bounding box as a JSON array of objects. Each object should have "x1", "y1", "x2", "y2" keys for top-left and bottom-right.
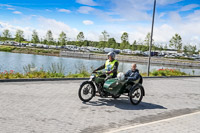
[{"x1": 150, "y1": 68, "x2": 187, "y2": 76}]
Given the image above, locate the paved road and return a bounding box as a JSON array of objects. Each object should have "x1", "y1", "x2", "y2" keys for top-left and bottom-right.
[
  {"x1": 0, "y1": 78, "x2": 200, "y2": 133},
  {"x1": 106, "y1": 111, "x2": 200, "y2": 133}
]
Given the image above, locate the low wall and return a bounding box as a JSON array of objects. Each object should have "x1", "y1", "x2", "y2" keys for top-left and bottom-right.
[{"x1": 60, "y1": 51, "x2": 200, "y2": 67}]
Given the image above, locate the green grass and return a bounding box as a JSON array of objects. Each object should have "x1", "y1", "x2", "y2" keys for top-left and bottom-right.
[
  {"x1": 0, "y1": 45, "x2": 59, "y2": 55},
  {"x1": 0, "y1": 45, "x2": 16, "y2": 52}
]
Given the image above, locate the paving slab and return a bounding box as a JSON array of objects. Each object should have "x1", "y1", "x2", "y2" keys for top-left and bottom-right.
[{"x1": 0, "y1": 78, "x2": 200, "y2": 133}]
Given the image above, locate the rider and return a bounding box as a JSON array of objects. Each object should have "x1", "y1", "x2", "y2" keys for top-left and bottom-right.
[
  {"x1": 93, "y1": 51, "x2": 119, "y2": 79},
  {"x1": 125, "y1": 63, "x2": 140, "y2": 82}
]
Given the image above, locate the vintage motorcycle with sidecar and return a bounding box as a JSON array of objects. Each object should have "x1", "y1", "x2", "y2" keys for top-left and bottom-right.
[{"x1": 78, "y1": 71, "x2": 145, "y2": 105}]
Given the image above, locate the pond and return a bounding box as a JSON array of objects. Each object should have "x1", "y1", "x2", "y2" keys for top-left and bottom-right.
[{"x1": 0, "y1": 51, "x2": 200, "y2": 75}]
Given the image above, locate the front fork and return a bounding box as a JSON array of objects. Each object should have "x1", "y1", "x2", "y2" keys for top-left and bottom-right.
[{"x1": 92, "y1": 81, "x2": 105, "y2": 97}]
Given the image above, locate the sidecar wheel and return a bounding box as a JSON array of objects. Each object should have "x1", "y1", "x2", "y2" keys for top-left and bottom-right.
[
  {"x1": 78, "y1": 82, "x2": 95, "y2": 102},
  {"x1": 129, "y1": 85, "x2": 143, "y2": 105}
]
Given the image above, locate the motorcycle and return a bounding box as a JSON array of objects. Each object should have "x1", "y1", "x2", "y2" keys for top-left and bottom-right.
[{"x1": 78, "y1": 71, "x2": 145, "y2": 105}]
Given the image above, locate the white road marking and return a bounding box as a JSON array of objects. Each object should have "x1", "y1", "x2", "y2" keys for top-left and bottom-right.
[{"x1": 105, "y1": 111, "x2": 200, "y2": 133}]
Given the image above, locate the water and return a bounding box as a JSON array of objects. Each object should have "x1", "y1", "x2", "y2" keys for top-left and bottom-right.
[{"x1": 0, "y1": 51, "x2": 200, "y2": 75}]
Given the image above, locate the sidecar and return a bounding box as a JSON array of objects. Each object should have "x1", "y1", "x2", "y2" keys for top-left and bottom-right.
[
  {"x1": 103, "y1": 76, "x2": 145, "y2": 105},
  {"x1": 78, "y1": 71, "x2": 145, "y2": 105}
]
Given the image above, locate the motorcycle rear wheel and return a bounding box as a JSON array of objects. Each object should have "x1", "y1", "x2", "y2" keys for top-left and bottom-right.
[
  {"x1": 129, "y1": 85, "x2": 143, "y2": 105},
  {"x1": 78, "y1": 82, "x2": 95, "y2": 102}
]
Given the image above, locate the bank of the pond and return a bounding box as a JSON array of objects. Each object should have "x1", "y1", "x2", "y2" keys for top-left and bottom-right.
[
  {"x1": 0, "y1": 45, "x2": 59, "y2": 56},
  {"x1": 60, "y1": 51, "x2": 200, "y2": 67}
]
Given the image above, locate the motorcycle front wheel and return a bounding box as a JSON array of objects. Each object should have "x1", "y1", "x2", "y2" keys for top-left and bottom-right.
[
  {"x1": 129, "y1": 84, "x2": 143, "y2": 105},
  {"x1": 78, "y1": 82, "x2": 95, "y2": 102}
]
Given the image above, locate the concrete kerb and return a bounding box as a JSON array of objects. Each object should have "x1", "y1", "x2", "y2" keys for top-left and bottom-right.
[
  {"x1": 0, "y1": 78, "x2": 89, "y2": 82},
  {"x1": 0, "y1": 76, "x2": 200, "y2": 82}
]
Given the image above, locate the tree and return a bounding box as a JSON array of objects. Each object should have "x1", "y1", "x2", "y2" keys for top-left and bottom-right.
[
  {"x1": 183, "y1": 45, "x2": 188, "y2": 54},
  {"x1": 169, "y1": 33, "x2": 182, "y2": 52},
  {"x1": 108, "y1": 38, "x2": 117, "y2": 48},
  {"x1": 183, "y1": 44, "x2": 196, "y2": 55},
  {"x1": 121, "y1": 32, "x2": 128, "y2": 42},
  {"x1": 131, "y1": 40, "x2": 137, "y2": 50},
  {"x1": 101, "y1": 30, "x2": 109, "y2": 42},
  {"x1": 46, "y1": 30, "x2": 54, "y2": 45},
  {"x1": 144, "y1": 32, "x2": 154, "y2": 46},
  {"x1": 191, "y1": 45, "x2": 197, "y2": 54},
  {"x1": 77, "y1": 32, "x2": 84, "y2": 42},
  {"x1": 2, "y1": 29, "x2": 11, "y2": 39},
  {"x1": 164, "y1": 44, "x2": 168, "y2": 50},
  {"x1": 15, "y1": 29, "x2": 24, "y2": 43},
  {"x1": 31, "y1": 30, "x2": 40, "y2": 43},
  {"x1": 158, "y1": 44, "x2": 164, "y2": 51},
  {"x1": 58, "y1": 31, "x2": 67, "y2": 46},
  {"x1": 83, "y1": 40, "x2": 89, "y2": 46},
  {"x1": 76, "y1": 32, "x2": 84, "y2": 46},
  {"x1": 120, "y1": 32, "x2": 129, "y2": 49},
  {"x1": 99, "y1": 30, "x2": 110, "y2": 47}
]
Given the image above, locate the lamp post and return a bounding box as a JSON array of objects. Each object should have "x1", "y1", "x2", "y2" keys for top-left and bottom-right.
[{"x1": 147, "y1": 0, "x2": 156, "y2": 76}]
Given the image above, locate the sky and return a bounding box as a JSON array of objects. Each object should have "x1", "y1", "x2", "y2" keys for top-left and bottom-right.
[{"x1": 0, "y1": 0, "x2": 200, "y2": 49}]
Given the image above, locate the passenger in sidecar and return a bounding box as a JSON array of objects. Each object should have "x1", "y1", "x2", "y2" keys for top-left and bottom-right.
[{"x1": 125, "y1": 63, "x2": 142, "y2": 84}]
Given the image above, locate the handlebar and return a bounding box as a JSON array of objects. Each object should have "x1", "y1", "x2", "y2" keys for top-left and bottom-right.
[{"x1": 92, "y1": 70, "x2": 107, "y2": 76}]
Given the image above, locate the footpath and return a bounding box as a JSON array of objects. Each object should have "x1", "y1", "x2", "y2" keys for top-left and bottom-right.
[{"x1": 0, "y1": 77, "x2": 200, "y2": 133}]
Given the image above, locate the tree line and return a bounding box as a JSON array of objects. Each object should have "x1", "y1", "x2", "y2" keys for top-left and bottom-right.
[{"x1": 0, "y1": 29, "x2": 199, "y2": 54}]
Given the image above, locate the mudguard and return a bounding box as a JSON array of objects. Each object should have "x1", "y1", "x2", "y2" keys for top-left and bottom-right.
[{"x1": 130, "y1": 83, "x2": 145, "y2": 96}]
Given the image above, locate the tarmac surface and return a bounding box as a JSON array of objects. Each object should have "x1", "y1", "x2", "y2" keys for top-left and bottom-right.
[{"x1": 0, "y1": 77, "x2": 200, "y2": 133}]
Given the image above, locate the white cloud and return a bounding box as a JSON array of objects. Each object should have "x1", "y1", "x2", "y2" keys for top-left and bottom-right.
[
  {"x1": 0, "y1": 4, "x2": 12, "y2": 7},
  {"x1": 179, "y1": 4, "x2": 199, "y2": 12},
  {"x1": 45, "y1": 9, "x2": 52, "y2": 12},
  {"x1": 13, "y1": 11, "x2": 22, "y2": 14},
  {"x1": 84, "y1": 31, "x2": 99, "y2": 41},
  {"x1": 0, "y1": 21, "x2": 33, "y2": 39},
  {"x1": 0, "y1": 16, "x2": 79, "y2": 41},
  {"x1": 77, "y1": 6, "x2": 95, "y2": 14},
  {"x1": 110, "y1": 0, "x2": 152, "y2": 21},
  {"x1": 169, "y1": 11, "x2": 182, "y2": 23},
  {"x1": 76, "y1": 0, "x2": 97, "y2": 6},
  {"x1": 58, "y1": 9, "x2": 71, "y2": 13},
  {"x1": 7, "y1": 8, "x2": 15, "y2": 10},
  {"x1": 158, "y1": 12, "x2": 166, "y2": 18},
  {"x1": 109, "y1": 0, "x2": 185, "y2": 21},
  {"x1": 157, "y1": 0, "x2": 183, "y2": 5},
  {"x1": 83, "y1": 20, "x2": 94, "y2": 25},
  {"x1": 37, "y1": 17, "x2": 79, "y2": 39}
]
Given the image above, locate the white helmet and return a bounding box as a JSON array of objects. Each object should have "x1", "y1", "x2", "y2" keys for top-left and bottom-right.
[
  {"x1": 117, "y1": 72, "x2": 125, "y2": 81},
  {"x1": 107, "y1": 52, "x2": 115, "y2": 59}
]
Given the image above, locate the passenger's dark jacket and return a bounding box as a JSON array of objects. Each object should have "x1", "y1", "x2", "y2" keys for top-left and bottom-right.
[{"x1": 125, "y1": 69, "x2": 140, "y2": 81}]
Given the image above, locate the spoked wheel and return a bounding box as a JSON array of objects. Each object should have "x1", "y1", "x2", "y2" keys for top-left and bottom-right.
[
  {"x1": 129, "y1": 84, "x2": 143, "y2": 105},
  {"x1": 78, "y1": 82, "x2": 95, "y2": 102}
]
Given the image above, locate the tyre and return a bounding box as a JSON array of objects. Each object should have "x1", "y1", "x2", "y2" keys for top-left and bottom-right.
[
  {"x1": 129, "y1": 84, "x2": 144, "y2": 105},
  {"x1": 78, "y1": 81, "x2": 95, "y2": 102}
]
